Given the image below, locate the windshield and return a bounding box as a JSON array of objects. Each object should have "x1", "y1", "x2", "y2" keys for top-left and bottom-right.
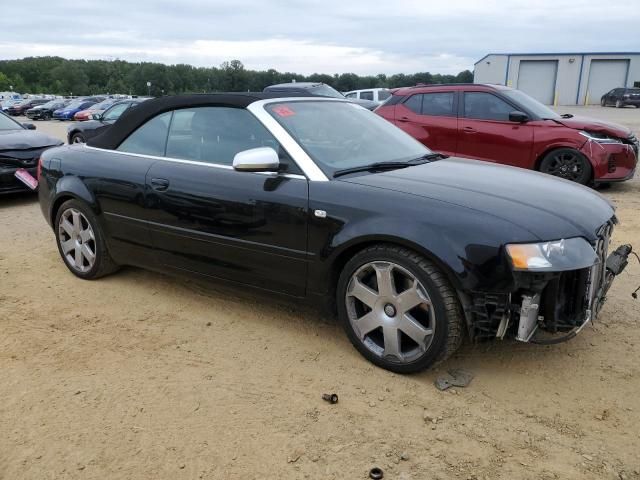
[
  {"x1": 266, "y1": 101, "x2": 431, "y2": 177},
  {"x1": 41, "y1": 100, "x2": 61, "y2": 108},
  {"x1": 0, "y1": 112, "x2": 22, "y2": 130},
  {"x1": 308, "y1": 84, "x2": 345, "y2": 99},
  {"x1": 501, "y1": 89, "x2": 560, "y2": 119}
]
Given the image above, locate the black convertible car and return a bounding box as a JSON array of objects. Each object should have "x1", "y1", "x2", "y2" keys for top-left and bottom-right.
[
  {"x1": 0, "y1": 111, "x2": 62, "y2": 194},
  {"x1": 37, "y1": 94, "x2": 631, "y2": 372}
]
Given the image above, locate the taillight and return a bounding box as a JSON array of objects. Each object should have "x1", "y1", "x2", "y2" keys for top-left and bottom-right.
[{"x1": 37, "y1": 157, "x2": 42, "y2": 182}]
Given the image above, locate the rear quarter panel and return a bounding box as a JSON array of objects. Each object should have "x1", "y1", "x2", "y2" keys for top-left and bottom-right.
[{"x1": 39, "y1": 145, "x2": 158, "y2": 267}]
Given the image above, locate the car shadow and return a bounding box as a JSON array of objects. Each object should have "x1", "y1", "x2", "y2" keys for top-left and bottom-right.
[{"x1": 0, "y1": 191, "x2": 38, "y2": 209}]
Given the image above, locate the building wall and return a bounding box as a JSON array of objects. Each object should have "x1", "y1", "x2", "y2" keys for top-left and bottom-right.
[{"x1": 474, "y1": 53, "x2": 640, "y2": 105}]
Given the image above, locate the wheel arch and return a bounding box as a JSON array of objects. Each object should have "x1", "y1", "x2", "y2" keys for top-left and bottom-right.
[
  {"x1": 50, "y1": 178, "x2": 100, "y2": 227},
  {"x1": 327, "y1": 234, "x2": 465, "y2": 307},
  {"x1": 67, "y1": 128, "x2": 81, "y2": 143}
]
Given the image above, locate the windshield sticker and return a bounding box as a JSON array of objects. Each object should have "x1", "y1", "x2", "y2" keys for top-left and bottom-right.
[{"x1": 272, "y1": 105, "x2": 295, "y2": 117}]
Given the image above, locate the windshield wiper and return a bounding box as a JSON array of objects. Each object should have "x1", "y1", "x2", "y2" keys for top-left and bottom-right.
[
  {"x1": 333, "y1": 161, "x2": 413, "y2": 177},
  {"x1": 417, "y1": 152, "x2": 449, "y2": 161},
  {"x1": 333, "y1": 153, "x2": 446, "y2": 178},
  {"x1": 561, "y1": 113, "x2": 574, "y2": 118}
]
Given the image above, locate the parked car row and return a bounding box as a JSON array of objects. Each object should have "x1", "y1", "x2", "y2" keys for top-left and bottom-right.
[
  {"x1": 52, "y1": 96, "x2": 105, "y2": 121},
  {"x1": 66, "y1": 97, "x2": 150, "y2": 143},
  {"x1": 25, "y1": 99, "x2": 70, "y2": 120},
  {"x1": 5, "y1": 98, "x2": 50, "y2": 116}
]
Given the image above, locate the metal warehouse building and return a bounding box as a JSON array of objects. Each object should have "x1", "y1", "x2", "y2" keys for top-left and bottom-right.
[{"x1": 473, "y1": 52, "x2": 640, "y2": 105}]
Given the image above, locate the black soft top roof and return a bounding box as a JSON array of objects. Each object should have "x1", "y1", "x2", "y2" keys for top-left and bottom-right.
[{"x1": 88, "y1": 92, "x2": 303, "y2": 150}]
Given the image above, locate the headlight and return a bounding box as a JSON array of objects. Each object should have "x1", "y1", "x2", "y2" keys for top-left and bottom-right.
[
  {"x1": 506, "y1": 238, "x2": 598, "y2": 272},
  {"x1": 579, "y1": 130, "x2": 622, "y2": 144}
]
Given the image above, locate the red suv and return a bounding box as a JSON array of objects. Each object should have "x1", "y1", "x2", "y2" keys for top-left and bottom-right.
[{"x1": 376, "y1": 84, "x2": 638, "y2": 185}]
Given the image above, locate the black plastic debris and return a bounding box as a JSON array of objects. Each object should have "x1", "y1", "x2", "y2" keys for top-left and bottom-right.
[
  {"x1": 369, "y1": 466, "x2": 384, "y2": 479},
  {"x1": 321, "y1": 393, "x2": 339, "y2": 404}
]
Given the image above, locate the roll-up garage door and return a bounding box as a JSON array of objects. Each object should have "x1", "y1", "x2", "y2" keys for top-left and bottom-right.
[
  {"x1": 517, "y1": 60, "x2": 558, "y2": 105},
  {"x1": 586, "y1": 59, "x2": 629, "y2": 104}
]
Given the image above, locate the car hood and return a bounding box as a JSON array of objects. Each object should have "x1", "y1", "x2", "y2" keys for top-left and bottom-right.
[
  {"x1": 341, "y1": 158, "x2": 614, "y2": 241},
  {"x1": 553, "y1": 116, "x2": 631, "y2": 138},
  {"x1": 0, "y1": 129, "x2": 62, "y2": 150}
]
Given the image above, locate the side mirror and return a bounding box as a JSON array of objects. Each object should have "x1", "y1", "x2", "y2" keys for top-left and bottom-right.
[
  {"x1": 23, "y1": 123, "x2": 36, "y2": 130},
  {"x1": 233, "y1": 147, "x2": 280, "y2": 173},
  {"x1": 509, "y1": 111, "x2": 529, "y2": 123}
]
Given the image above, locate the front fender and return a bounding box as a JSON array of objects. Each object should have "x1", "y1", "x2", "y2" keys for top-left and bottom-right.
[{"x1": 307, "y1": 180, "x2": 534, "y2": 297}]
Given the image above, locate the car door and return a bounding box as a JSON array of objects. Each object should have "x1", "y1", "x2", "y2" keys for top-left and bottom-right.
[
  {"x1": 89, "y1": 111, "x2": 173, "y2": 268},
  {"x1": 456, "y1": 91, "x2": 534, "y2": 168},
  {"x1": 394, "y1": 93, "x2": 458, "y2": 155},
  {"x1": 144, "y1": 106, "x2": 309, "y2": 296}
]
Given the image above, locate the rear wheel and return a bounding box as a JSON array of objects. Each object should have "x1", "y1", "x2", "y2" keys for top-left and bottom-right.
[
  {"x1": 55, "y1": 199, "x2": 118, "y2": 279},
  {"x1": 539, "y1": 148, "x2": 592, "y2": 185},
  {"x1": 70, "y1": 132, "x2": 85, "y2": 144},
  {"x1": 615, "y1": 100, "x2": 623, "y2": 108},
  {"x1": 337, "y1": 244, "x2": 464, "y2": 373}
]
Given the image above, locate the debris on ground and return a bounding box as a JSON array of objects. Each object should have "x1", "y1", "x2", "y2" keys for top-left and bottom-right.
[
  {"x1": 369, "y1": 466, "x2": 384, "y2": 479},
  {"x1": 321, "y1": 393, "x2": 339, "y2": 404},
  {"x1": 435, "y1": 368, "x2": 475, "y2": 391}
]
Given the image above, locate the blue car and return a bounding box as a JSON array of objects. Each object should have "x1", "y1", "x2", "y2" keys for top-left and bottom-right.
[{"x1": 52, "y1": 98, "x2": 102, "y2": 120}]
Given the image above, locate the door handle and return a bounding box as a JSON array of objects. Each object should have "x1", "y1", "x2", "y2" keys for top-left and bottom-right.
[
  {"x1": 463, "y1": 126, "x2": 477, "y2": 133},
  {"x1": 150, "y1": 178, "x2": 170, "y2": 191},
  {"x1": 397, "y1": 116, "x2": 410, "y2": 122}
]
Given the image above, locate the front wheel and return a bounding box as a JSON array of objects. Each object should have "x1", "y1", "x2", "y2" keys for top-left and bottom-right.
[
  {"x1": 70, "y1": 132, "x2": 86, "y2": 144},
  {"x1": 55, "y1": 199, "x2": 118, "y2": 279},
  {"x1": 337, "y1": 245, "x2": 464, "y2": 373},
  {"x1": 539, "y1": 148, "x2": 592, "y2": 185},
  {"x1": 601, "y1": 98, "x2": 606, "y2": 107},
  {"x1": 615, "y1": 100, "x2": 623, "y2": 108}
]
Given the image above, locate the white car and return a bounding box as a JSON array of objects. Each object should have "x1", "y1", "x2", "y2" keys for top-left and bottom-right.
[{"x1": 344, "y1": 88, "x2": 391, "y2": 104}]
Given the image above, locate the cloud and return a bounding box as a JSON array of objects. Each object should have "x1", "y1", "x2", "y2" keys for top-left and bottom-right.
[{"x1": 1, "y1": 0, "x2": 638, "y2": 74}]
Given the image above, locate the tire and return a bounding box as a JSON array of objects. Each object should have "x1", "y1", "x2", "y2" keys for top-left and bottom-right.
[
  {"x1": 600, "y1": 98, "x2": 606, "y2": 107},
  {"x1": 70, "y1": 132, "x2": 85, "y2": 144},
  {"x1": 43, "y1": 111, "x2": 51, "y2": 120},
  {"x1": 54, "y1": 199, "x2": 118, "y2": 280},
  {"x1": 336, "y1": 244, "x2": 464, "y2": 373},
  {"x1": 539, "y1": 148, "x2": 592, "y2": 185},
  {"x1": 615, "y1": 100, "x2": 623, "y2": 108}
]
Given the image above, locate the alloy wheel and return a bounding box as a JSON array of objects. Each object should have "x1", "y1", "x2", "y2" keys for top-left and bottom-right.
[
  {"x1": 72, "y1": 135, "x2": 84, "y2": 144},
  {"x1": 58, "y1": 208, "x2": 96, "y2": 273},
  {"x1": 545, "y1": 151, "x2": 585, "y2": 181},
  {"x1": 345, "y1": 261, "x2": 436, "y2": 363}
]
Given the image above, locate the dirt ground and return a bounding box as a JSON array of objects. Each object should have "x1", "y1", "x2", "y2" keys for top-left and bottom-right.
[{"x1": 1, "y1": 107, "x2": 639, "y2": 480}]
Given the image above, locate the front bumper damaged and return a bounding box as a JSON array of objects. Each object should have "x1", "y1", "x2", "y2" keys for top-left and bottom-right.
[{"x1": 466, "y1": 222, "x2": 633, "y2": 344}]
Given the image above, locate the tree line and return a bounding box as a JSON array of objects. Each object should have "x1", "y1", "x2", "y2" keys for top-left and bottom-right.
[{"x1": 0, "y1": 56, "x2": 473, "y2": 96}]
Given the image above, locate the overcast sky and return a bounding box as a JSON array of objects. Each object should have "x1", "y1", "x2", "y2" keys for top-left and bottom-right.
[{"x1": 2, "y1": 0, "x2": 638, "y2": 75}]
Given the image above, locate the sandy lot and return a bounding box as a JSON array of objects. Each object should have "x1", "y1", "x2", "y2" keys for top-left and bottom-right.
[{"x1": 1, "y1": 108, "x2": 639, "y2": 480}]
